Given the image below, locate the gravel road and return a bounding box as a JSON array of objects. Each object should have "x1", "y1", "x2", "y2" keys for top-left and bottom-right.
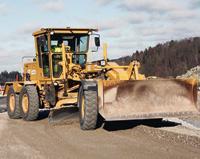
[
  {"x1": 0, "y1": 96, "x2": 200, "y2": 159},
  {"x1": 0, "y1": 97, "x2": 6, "y2": 113}
]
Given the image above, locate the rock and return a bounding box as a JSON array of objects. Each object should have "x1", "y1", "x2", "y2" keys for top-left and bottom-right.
[{"x1": 176, "y1": 66, "x2": 200, "y2": 85}]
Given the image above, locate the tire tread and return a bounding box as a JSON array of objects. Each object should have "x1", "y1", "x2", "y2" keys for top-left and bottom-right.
[
  {"x1": 7, "y1": 86, "x2": 21, "y2": 119},
  {"x1": 20, "y1": 85, "x2": 39, "y2": 121},
  {"x1": 81, "y1": 90, "x2": 98, "y2": 130}
]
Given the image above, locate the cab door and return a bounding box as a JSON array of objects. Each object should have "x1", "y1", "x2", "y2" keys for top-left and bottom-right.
[{"x1": 36, "y1": 35, "x2": 51, "y2": 79}]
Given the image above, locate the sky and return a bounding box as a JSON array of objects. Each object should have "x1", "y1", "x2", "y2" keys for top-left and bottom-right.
[{"x1": 0, "y1": 0, "x2": 200, "y2": 72}]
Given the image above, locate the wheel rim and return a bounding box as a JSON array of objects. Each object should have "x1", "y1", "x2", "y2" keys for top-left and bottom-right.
[
  {"x1": 9, "y1": 94, "x2": 15, "y2": 112},
  {"x1": 81, "y1": 96, "x2": 85, "y2": 119},
  {"x1": 22, "y1": 94, "x2": 29, "y2": 113}
]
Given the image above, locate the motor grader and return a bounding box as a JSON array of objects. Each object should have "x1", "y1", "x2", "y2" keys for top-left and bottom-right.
[{"x1": 4, "y1": 28, "x2": 199, "y2": 130}]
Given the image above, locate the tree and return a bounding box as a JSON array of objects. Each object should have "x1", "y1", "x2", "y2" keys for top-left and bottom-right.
[
  {"x1": 0, "y1": 71, "x2": 22, "y2": 85},
  {"x1": 114, "y1": 37, "x2": 200, "y2": 77}
]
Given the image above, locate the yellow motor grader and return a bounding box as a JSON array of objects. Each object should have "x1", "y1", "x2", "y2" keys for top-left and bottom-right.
[{"x1": 4, "y1": 28, "x2": 199, "y2": 130}]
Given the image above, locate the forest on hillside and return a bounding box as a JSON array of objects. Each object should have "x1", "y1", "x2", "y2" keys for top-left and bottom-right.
[
  {"x1": 0, "y1": 71, "x2": 22, "y2": 85},
  {"x1": 113, "y1": 37, "x2": 200, "y2": 77}
]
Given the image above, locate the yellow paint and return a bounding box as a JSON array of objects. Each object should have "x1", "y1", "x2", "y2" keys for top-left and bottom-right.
[{"x1": 4, "y1": 27, "x2": 197, "y2": 112}]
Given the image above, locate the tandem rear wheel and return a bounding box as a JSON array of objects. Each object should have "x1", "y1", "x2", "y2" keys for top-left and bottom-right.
[
  {"x1": 7, "y1": 86, "x2": 21, "y2": 119},
  {"x1": 19, "y1": 85, "x2": 39, "y2": 121}
]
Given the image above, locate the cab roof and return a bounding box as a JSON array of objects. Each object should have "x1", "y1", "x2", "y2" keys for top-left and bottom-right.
[{"x1": 32, "y1": 27, "x2": 98, "y2": 36}]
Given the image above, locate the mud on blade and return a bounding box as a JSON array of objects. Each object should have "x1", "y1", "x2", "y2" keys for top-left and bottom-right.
[{"x1": 98, "y1": 79, "x2": 199, "y2": 121}]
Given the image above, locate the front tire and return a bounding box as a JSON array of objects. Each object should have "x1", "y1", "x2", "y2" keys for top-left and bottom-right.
[
  {"x1": 19, "y1": 85, "x2": 39, "y2": 121},
  {"x1": 7, "y1": 86, "x2": 21, "y2": 119},
  {"x1": 78, "y1": 86, "x2": 98, "y2": 130}
]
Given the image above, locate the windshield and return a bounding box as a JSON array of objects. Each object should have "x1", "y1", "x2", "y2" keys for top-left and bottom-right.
[{"x1": 50, "y1": 33, "x2": 89, "y2": 53}]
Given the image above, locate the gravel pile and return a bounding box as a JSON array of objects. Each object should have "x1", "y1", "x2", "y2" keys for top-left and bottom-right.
[
  {"x1": 138, "y1": 125, "x2": 200, "y2": 148},
  {"x1": 177, "y1": 66, "x2": 200, "y2": 84}
]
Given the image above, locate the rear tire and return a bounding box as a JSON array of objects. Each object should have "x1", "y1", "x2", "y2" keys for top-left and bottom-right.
[
  {"x1": 78, "y1": 87, "x2": 98, "y2": 130},
  {"x1": 19, "y1": 85, "x2": 39, "y2": 121},
  {"x1": 7, "y1": 86, "x2": 21, "y2": 119}
]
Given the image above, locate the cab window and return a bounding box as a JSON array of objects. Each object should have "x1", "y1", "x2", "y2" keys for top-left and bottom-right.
[
  {"x1": 37, "y1": 35, "x2": 50, "y2": 77},
  {"x1": 50, "y1": 34, "x2": 89, "y2": 53}
]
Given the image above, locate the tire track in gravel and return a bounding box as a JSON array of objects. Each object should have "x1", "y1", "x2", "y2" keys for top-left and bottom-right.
[
  {"x1": 0, "y1": 114, "x2": 200, "y2": 159},
  {"x1": 1, "y1": 94, "x2": 200, "y2": 159}
]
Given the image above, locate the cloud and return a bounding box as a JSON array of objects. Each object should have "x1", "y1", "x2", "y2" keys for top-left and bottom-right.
[
  {"x1": 0, "y1": 22, "x2": 40, "y2": 53},
  {"x1": 167, "y1": 9, "x2": 199, "y2": 20},
  {"x1": 0, "y1": 49, "x2": 34, "y2": 72},
  {"x1": 85, "y1": 18, "x2": 125, "y2": 31},
  {"x1": 189, "y1": 0, "x2": 200, "y2": 9},
  {"x1": 16, "y1": 23, "x2": 41, "y2": 35},
  {"x1": 0, "y1": 20, "x2": 51, "y2": 71},
  {"x1": 134, "y1": 21, "x2": 200, "y2": 42},
  {"x1": 125, "y1": 13, "x2": 149, "y2": 24},
  {"x1": 119, "y1": 0, "x2": 200, "y2": 21},
  {"x1": 32, "y1": 0, "x2": 64, "y2": 12},
  {"x1": 119, "y1": 0, "x2": 181, "y2": 13},
  {"x1": 95, "y1": 0, "x2": 116, "y2": 6},
  {"x1": 104, "y1": 29, "x2": 122, "y2": 38},
  {"x1": 95, "y1": 0, "x2": 200, "y2": 31},
  {"x1": 0, "y1": 2, "x2": 8, "y2": 15},
  {"x1": 94, "y1": 0, "x2": 200, "y2": 59},
  {"x1": 42, "y1": 0, "x2": 64, "y2": 12},
  {"x1": 138, "y1": 26, "x2": 172, "y2": 37},
  {"x1": 98, "y1": 20, "x2": 119, "y2": 31}
]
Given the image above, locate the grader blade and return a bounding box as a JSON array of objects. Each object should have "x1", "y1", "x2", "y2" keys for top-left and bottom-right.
[{"x1": 98, "y1": 79, "x2": 199, "y2": 121}]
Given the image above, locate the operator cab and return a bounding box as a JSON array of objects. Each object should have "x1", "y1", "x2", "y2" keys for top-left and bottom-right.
[{"x1": 33, "y1": 28, "x2": 100, "y2": 79}]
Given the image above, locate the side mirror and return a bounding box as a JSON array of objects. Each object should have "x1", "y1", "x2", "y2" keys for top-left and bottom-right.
[{"x1": 95, "y1": 37, "x2": 100, "y2": 47}]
